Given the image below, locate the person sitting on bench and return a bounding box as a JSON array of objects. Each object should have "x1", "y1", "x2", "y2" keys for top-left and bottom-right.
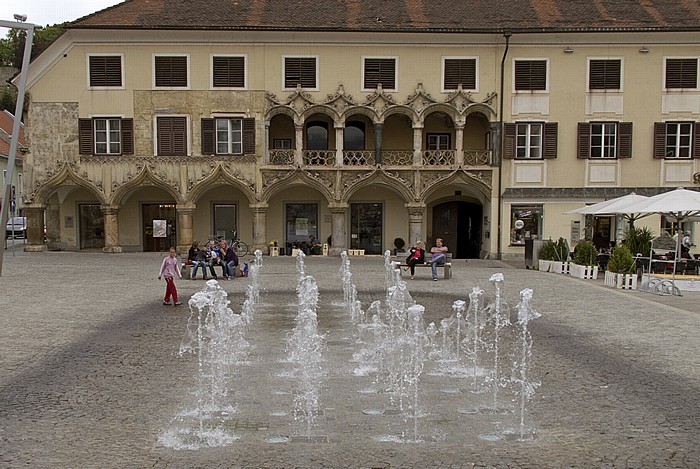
[
  {"x1": 404, "y1": 240, "x2": 425, "y2": 280},
  {"x1": 429, "y1": 238, "x2": 448, "y2": 281}
]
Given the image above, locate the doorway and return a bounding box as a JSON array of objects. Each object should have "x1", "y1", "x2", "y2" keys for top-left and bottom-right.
[
  {"x1": 79, "y1": 204, "x2": 104, "y2": 249},
  {"x1": 432, "y1": 201, "x2": 482, "y2": 258},
  {"x1": 142, "y1": 203, "x2": 176, "y2": 252},
  {"x1": 213, "y1": 204, "x2": 238, "y2": 241},
  {"x1": 350, "y1": 202, "x2": 383, "y2": 255}
]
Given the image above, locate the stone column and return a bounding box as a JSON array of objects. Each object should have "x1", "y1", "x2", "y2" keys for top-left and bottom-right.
[
  {"x1": 263, "y1": 120, "x2": 271, "y2": 164},
  {"x1": 44, "y1": 200, "x2": 61, "y2": 250},
  {"x1": 251, "y1": 202, "x2": 269, "y2": 254},
  {"x1": 413, "y1": 125, "x2": 423, "y2": 166},
  {"x1": 455, "y1": 123, "x2": 464, "y2": 166},
  {"x1": 406, "y1": 203, "x2": 425, "y2": 246},
  {"x1": 295, "y1": 123, "x2": 304, "y2": 166},
  {"x1": 374, "y1": 122, "x2": 383, "y2": 165},
  {"x1": 335, "y1": 124, "x2": 344, "y2": 166},
  {"x1": 176, "y1": 205, "x2": 195, "y2": 254},
  {"x1": 329, "y1": 203, "x2": 348, "y2": 256},
  {"x1": 23, "y1": 205, "x2": 47, "y2": 252},
  {"x1": 101, "y1": 205, "x2": 123, "y2": 253}
]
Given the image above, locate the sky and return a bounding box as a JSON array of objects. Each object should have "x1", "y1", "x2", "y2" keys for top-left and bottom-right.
[{"x1": 1, "y1": 0, "x2": 124, "y2": 29}]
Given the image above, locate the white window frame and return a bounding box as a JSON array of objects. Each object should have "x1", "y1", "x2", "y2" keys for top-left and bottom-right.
[
  {"x1": 92, "y1": 116, "x2": 123, "y2": 155},
  {"x1": 512, "y1": 58, "x2": 549, "y2": 93},
  {"x1": 586, "y1": 57, "x2": 624, "y2": 92},
  {"x1": 152, "y1": 114, "x2": 191, "y2": 156},
  {"x1": 210, "y1": 54, "x2": 247, "y2": 90},
  {"x1": 590, "y1": 122, "x2": 618, "y2": 159},
  {"x1": 152, "y1": 53, "x2": 190, "y2": 90},
  {"x1": 86, "y1": 53, "x2": 125, "y2": 90},
  {"x1": 515, "y1": 122, "x2": 543, "y2": 159},
  {"x1": 361, "y1": 55, "x2": 399, "y2": 93},
  {"x1": 441, "y1": 56, "x2": 479, "y2": 93},
  {"x1": 282, "y1": 55, "x2": 319, "y2": 92},
  {"x1": 214, "y1": 116, "x2": 244, "y2": 155},
  {"x1": 663, "y1": 56, "x2": 700, "y2": 92},
  {"x1": 664, "y1": 121, "x2": 694, "y2": 159}
]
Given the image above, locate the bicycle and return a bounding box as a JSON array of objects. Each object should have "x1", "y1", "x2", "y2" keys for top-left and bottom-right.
[{"x1": 231, "y1": 231, "x2": 249, "y2": 257}]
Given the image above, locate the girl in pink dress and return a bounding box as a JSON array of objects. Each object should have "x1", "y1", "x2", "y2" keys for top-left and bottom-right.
[{"x1": 158, "y1": 247, "x2": 182, "y2": 306}]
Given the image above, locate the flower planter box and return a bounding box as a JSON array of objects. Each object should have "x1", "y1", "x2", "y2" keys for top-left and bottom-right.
[
  {"x1": 561, "y1": 261, "x2": 571, "y2": 274},
  {"x1": 550, "y1": 261, "x2": 564, "y2": 274},
  {"x1": 604, "y1": 271, "x2": 637, "y2": 289},
  {"x1": 538, "y1": 260, "x2": 552, "y2": 272},
  {"x1": 570, "y1": 264, "x2": 599, "y2": 280}
]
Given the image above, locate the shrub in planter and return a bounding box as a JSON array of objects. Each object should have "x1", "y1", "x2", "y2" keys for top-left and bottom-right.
[
  {"x1": 607, "y1": 245, "x2": 635, "y2": 274},
  {"x1": 573, "y1": 240, "x2": 597, "y2": 266},
  {"x1": 624, "y1": 227, "x2": 654, "y2": 257}
]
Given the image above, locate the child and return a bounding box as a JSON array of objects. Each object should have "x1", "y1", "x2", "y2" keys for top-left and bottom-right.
[{"x1": 158, "y1": 247, "x2": 182, "y2": 306}]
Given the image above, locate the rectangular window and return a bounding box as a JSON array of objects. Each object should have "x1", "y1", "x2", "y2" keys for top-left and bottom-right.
[
  {"x1": 216, "y1": 118, "x2": 243, "y2": 155},
  {"x1": 665, "y1": 58, "x2": 698, "y2": 89},
  {"x1": 17, "y1": 173, "x2": 23, "y2": 194},
  {"x1": 88, "y1": 55, "x2": 123, "y2": 87},
  {"x1": 590, "y1": 123, "x2": 617, "y2": 158},
  {"x1": 284, "y1": 57, "x2": 317, "y2": 89},
  {"x1": 427, "y1": 134, "x2": 450, "y2": 150},
  {"x1": 516, "y1": 123, "x2": 542, "y2": 158},
  {"x1": 212, "y1": 56, "x2": 245, "y2": 88},
  {"x1": 154, "y1": 55, "x2": 188, "y2": 88},
  {"x1": 94, "y1": 118, "x2": 122, "y2": 154},
  {"x1": 157, "y1": 117, "x2": 187, "y2": 156},
  {"x1": 443, "y1": 57, "x2": 477, "y2": 90},
  {"x1": 285, "y1": 203, "x2": 319, "y2": 247},
  {"x1": 589, "y1": 59, "x2": 621, "y2": 90},
  {"x1": 514, "y1": 60, "x2": 547, "y2": 91},
  {"x1": 664, "y1": 122, "x2": 693, "y2": 158},
  {"x1": 363, "y1": 57, "x2": 397, "y2": 90},
  {"x1": 510, "y1": 205, "x2": 542, "y2": 245},
  {"x1": 273, "y1": 139, "x2": 292, "y2": 149}
]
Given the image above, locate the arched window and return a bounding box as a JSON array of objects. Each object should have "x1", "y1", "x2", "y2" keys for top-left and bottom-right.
[
  {"x1": 306, "y1": 121, "x2": 328, "y2": 150},
  {"x1": 344, "y1": 121, "x2": 366, "y2": 150}
]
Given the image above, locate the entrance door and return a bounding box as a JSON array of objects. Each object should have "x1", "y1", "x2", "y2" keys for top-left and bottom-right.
[
  {"x1": 432, "y1": 201, "x2": 482, "y2": 258},
  {"x1": 79, "y1": 204, "x2": 104, "y2": 249},
  {"x1": 142, "y1": 204, "x2": 176, "y2": 252},
  {"x1": 213, "y1": 204, "x2": 237, "y2": 241},
  {"x1": 350, "y1": 202, "x2": 383, "y2": 255}
]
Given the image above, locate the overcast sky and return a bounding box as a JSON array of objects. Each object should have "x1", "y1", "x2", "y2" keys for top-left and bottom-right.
[{"x1": 1, "y1": 0, "x2": 124, "y2": 29}]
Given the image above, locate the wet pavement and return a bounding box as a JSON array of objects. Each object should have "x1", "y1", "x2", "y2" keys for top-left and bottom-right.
[{"x1": 0, "y1": 250, "x2": 698, "y2": 468}]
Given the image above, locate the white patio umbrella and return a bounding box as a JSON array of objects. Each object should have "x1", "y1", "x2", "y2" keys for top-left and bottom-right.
[
  {"x1": 564, "y1": 192, "x2": 651, "y2": 224},
  {"x1": 622, "y1": 187, "x2": 700, "y2": 286}
]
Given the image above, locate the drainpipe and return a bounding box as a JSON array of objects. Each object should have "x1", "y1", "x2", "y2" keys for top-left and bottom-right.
[{"x1": 496, "y1": 30, "x2": 511, "y2": 261}]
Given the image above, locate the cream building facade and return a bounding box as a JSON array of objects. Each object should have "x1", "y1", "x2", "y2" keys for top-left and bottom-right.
[{"x1": 17, "y1": 0, "x2": 700, "y2": 257}]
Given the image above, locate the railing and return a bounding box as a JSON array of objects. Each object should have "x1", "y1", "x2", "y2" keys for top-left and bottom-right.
[
  {"x1": 381, "y1": 150, "x2": 414, "y2": 166},
  {"x1": 464, "y1": 150, "x2": 492, "y2": 166},
  {"x1": 343, "y1": 150, "x2": 375, "y2": 166},
  {"x1": 268, "y1": 149, "x2": 295, "y2": 165},
  {"x1": 423, "y1": 149, "x2": 456, "y2": 166},
  {"x1": 303, "y1": 150, "x2": 336, "y2": 166}
]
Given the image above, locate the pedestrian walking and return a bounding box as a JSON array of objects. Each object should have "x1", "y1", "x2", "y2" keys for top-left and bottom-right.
[{"x1": 158, "y1": 246, "x2": 182, "y2": 306}]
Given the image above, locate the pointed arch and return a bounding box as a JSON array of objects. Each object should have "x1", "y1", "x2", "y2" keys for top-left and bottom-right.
[
  {"x1": 261, "y1": 169, "x2": 335, "y2": 204},
  {"x1": 420, "y1": 169, "x2": 492, "y2": 202},
  {"x1": 188, "y1": 164, "x2": 257, "y2": 204},
  {"x1": 33, "y1": 164, "x2": 106, "y2": 205},
  {"x1": 109, "y1": 165, "x2": 182, "y2": 206},
  {"x1": 341, "y1": 169, "x2": 414, "y2": 204}
]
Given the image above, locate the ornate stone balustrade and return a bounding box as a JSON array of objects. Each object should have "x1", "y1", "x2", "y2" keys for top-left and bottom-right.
[
  {"x1": 269, "y1": 149, "x2": 295, "y2": 165},
  {"x1": 423, "y1": 149, "x2": 456, "y2": 166},
  {"x1": 464, "y1": 150, "x2": 492, "y2": 166},
  {"x1": 343, "y1": 150, "x2": 376, "y2": 166},
  {"x1": 381, "y1": 150, "x2": 414, "y2": 166},
  {"x1": 303, "y1": 150, "x2": 336, "y2": 166}
]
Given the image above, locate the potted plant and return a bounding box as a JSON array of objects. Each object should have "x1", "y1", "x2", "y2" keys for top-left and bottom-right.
[
  {"x1": 624, "y1": 226, "x2": 654, "y2": 257},
  {"x1": 393, "y1": 237, "x2": 406, "y2": 255},
  {"x1": 604, "y1": 245, "x2": 637, "y2": 289},
  {"x1": 570, "y1": 240, "x2": 599, "y2": 279},
  {"x1": 539, "y1": 237, "x2": 569, "y2": 273}
]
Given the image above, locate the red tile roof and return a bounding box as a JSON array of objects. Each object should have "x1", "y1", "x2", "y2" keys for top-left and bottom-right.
[
  {"x1": 69, "y1": 0, "x2": 700, "y2": 32},
  {"x1": 0, "y1": 111, "x2": 25, "y2": 158}
]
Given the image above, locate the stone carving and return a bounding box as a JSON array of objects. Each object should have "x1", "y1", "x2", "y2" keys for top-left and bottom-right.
[
  {"x1": 364, "y1": 84, "x2": 396, "y2": 114},
  {"x1": 404, "y1": 83, "x2": 437, "y2": 112},
  {"x1": 419, "y1": 170, "x2": 454, "y2": 197},
  {"x1": 465, "y1": 169, "x2": 493, "y2": 189},
  {"x1": 693, "y1": 172, "x2": 700, "y2": 185},
  {"x1": 323, "y1": 84, "x2": 359, "y2": 114},
  {"x1": 303, "y1": 169, "x2": 336, "y2": 193},
  {"x1": 261, "y1": 170, "x2": 294, "y2": 193}
]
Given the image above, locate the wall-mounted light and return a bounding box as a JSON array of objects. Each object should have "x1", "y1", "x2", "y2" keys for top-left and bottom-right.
[
  {"x1": 564, "y1": 47, "x2": 574, "y2": 54},
  {"x1": 639, "y1": 47, "x2": 650, "y2": 53},
  {"x1": 13, "y1": 14, "x2": 27, "y2": 22}
]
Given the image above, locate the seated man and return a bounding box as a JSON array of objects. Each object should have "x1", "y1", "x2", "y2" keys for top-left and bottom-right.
[
  {"x1": 206, "y1": 240, "x2": 222, "y2": 279},
  {"x1": 220, "y1": 240, "x2": 239, "y2": 279},
  {"x1": 428, "y1": 238, "x2": 448, "y2": 281}
]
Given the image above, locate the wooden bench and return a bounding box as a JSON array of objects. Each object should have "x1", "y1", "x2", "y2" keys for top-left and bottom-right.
[{"x1": 395, "y1": 252, "x2": 453, "y2": 279}]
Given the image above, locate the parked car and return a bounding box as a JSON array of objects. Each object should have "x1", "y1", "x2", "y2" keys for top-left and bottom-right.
[{"x1": 5, "y1": 216, "x2": 27, "y2": 239}]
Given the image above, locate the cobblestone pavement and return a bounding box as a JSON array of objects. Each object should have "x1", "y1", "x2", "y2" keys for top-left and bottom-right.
[{"x1": 0, "y1": 251, "x2": 698, "y2": 468}]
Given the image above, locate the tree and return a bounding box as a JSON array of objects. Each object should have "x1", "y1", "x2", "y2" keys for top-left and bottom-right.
[{"x1": 0, "y1": 24, "x2": 66, "y2": 68}]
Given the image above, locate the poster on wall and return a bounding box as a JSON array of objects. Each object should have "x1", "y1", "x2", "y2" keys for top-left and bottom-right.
[
  {"x1": 295, "y1": 218, "x2": 309, "y2": 236},
  {"x1": 153, "y1": 220, "x2": 167, "y2": 238}
]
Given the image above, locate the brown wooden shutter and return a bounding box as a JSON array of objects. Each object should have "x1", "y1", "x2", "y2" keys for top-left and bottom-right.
[
  {"x1": 666, "y1": 58, "x2": 698, "y2": 89},
  {"x1": 157, "y1": 117, "x2": 187, "y2": 156},
  {"x1": 212, "y1": 56, "x2": 245, "y2": 87},
  {"x1": 543, "y1": 122, "x2": 558, "y2": 159},
  {"x1": 589, "y1": 59, "x2": 621, "y2": 90},
  {"x1": 364, "y1": 58, "x2": 396, "y2": 89},
  {"x1": 201, "y1": 118, "x2": 215, "y2": 155},
  {"x1": 284, "y1": 57, "x2": 316, "y2": 88},
  {"x1": 121, "y1": 118, "x2": 134, "y2": 155},
  {"x1": 155, "y1": 56, "x2": 188, "y2": 87},
  {"x1": 653, "y1": 122, "x2": 667, "y2": 159},
  {"x1": 617, "y1": 122, "x2": 633, "y2": 158},
  {"x1": 515, "y1": 60, "x2": 547, "y2": 91},
  {"x1": 79, "y1": 119, "x2": 93, "y2": 155},
  {"x1": 243, "y1": 118, "x2": 256, "y2": 154},
  {"x1": 444, "y1": 59, "x2": 476, "y2": 90},
  {"x1": 503, "y1": 123, "x2": 516, "y2": 159},
  {"x1": 89, "y1": 56, "x2": 122, "y2": 87},
  {"x1": 693, "y1": 122, "x2": 700, "y2": 159},
  {"x1": 577, "y1": 123, "x2": 590, "y2": 159}
]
